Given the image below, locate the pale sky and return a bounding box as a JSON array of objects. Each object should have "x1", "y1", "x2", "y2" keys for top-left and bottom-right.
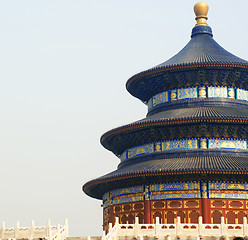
[{"x1": 0, "y1": 0, "x2": 247, "y2": 237}]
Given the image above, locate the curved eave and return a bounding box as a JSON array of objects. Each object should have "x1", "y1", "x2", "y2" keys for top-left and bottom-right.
[
  {"x1": 83, "y1": 152, "x2": 248, "y2": 199},
  {"x1": 126, "y1": 64, "x2": 248, "y2": 102},
  {"x1": 127, "y1": 64, "x2": 248, "y2": 89},
  {"x1": 83, "y1": 169, "x2": 248, "y2": 199},
  {"x1": 101, "y1": 117, "x2": 248, "y2": 153}
]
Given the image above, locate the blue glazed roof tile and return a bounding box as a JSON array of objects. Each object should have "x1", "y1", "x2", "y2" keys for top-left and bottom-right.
[
  {"x1": 153, "y1": 26, "x2": 248, "y2": 69},
  {"x1": 102, "y1": 105, "x2": 248, "y2": 137},
  {"x1": 83, "y1": 154, "x2": 248, "y2": 198},
  {"x1": 126, "y1": 26, "x2": 248, "y2": 103},
  {"x1": 144, "y1": 106, "x2": 248, "y2": 121},
  {"x1": 97, "y1": 155, "x2": 248, "y2": 179}
]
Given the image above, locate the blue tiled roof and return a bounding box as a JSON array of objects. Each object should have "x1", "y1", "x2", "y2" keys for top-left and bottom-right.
[
  {"x1": 140, "y1": 106, "x2": 248, "y2": 123},
  {"x1": 126, "y1": 25, "x2": 248, "y2": 103},
  {"x1": 108, "y1": 155, "x2": 248, "y2": 178},
  {"x1": 154, "y1": 26, "x2": 248, "y2": 69},
  {"x1": 83, "y1": 154, "x2": 248, "y2": 199},
  {"x1": 101, "y1": 105, "x2": 248, "y2": 151}
]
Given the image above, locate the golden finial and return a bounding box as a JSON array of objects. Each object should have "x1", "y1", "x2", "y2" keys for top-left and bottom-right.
[{"x1": 194, "y1": 2, "x2": 209, "y2": 26}]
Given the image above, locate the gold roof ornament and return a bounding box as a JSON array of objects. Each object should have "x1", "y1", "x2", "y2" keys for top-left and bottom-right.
[{"x1": 194, "y1": 2, "x2": 209, "y2": 26}]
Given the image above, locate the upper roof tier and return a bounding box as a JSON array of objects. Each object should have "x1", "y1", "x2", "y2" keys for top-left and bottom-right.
[
  {"x1": 156, "y1": 25, "x2": 248, "y2": 67},
  {"x1": 126, "y1": 4, "x2": 248, "y2": 103}
]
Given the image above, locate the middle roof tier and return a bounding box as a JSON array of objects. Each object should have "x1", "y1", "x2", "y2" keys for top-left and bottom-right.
[{"x1": 101, "y1": 105, "x2": 248, "y2": 155}]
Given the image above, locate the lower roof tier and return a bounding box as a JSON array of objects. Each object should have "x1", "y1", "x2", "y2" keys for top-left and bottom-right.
[{"x1": 83, "y1": 153, "x2": 248, "y2": 199}]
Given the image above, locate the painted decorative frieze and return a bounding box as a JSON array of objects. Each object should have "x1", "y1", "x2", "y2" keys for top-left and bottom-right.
[
  {"x1": 177, "y1": 87, "x2": 197, "y2": 100},
  {"x1": 237, "y1": 89, "x2": 248, "y2": 101},
  {"x1": 120, "y1": 138, "x2": 247, "y2": 161},
  {"x1": 208, "y1": 139, "x2": 247, "y2": 150},
  {"x1": 103, "y1": 181, "x2": 202, "y2": 208},
  {"x1": 161, "y1": 139, "x2": 198, "y2": 151},
  {"x1": 127, "y1": 143, "x2": 154, "y2": 159},
  {"x1": 209, "y1": 181, "x2": 248, "y2": 199},
  {"x1": 208, "y1": 87, "x2": 228, "y2": 98},
  {"x1": 148, "y1": 86, "x2": 248, "y2": 110},
  {"x1": 209, "y1": 182, "x2": 248, "y2": 191},
  {"x1": 150, "y1": 182, "x2": 200, "y2": 191},
  {"x1": 151, "y1": 192, "x2": 201, "y2": 200},
  {"x1": 102, "y1": 181, "x2": 248, "y2": 209}
]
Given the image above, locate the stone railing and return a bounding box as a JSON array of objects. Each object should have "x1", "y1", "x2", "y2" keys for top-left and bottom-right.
[
  {"x1": 102, "y1": 217, "x2": 248, "y2": 240},
  {"x1": 0, "y1": 219, "x2": 68, "y2": 240}
]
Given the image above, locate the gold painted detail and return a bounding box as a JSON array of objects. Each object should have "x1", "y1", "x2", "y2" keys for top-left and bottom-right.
[
  {"x1": 148, "y1": 87, "x2": 248, "y2": 110},
  {"x1": 201, "y1": 182, "x2": 208, "y2": 199},
  {"x1": 121, "y1": 138, "x2": 247, "y2": 161},
  {"x1": 152, "y1": 190, "x2": 199, "y2": 195},
  {"x1": 194, "y1": 2, "x2": 209, "y2": 26},
  {"x1": 209, "y1": 191, "x2": 248, "y2": 199},
  {"x1": 199, "y1": 139, "x2": 207, "y2": 149}
]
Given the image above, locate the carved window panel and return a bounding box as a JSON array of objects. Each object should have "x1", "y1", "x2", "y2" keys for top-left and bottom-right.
[
  {"x1": 127, "y1": 213, "x2": 135, "y2": 224},
  {"x1": 120, "y1": 214, "x2": 128, "y2": 224},
  {"x1": 114, "y1": 205, "x2": 122, "y2": 213},
  {"x1": 135, "y1": 212, "x2": 144, "y2": 224},
  {"x1": 152, "y1": 211, "x2": 163, "y2": 223},
  {"x1": 103, "y1": 218, "x2": 111, "y2": 233},
  {"x1": 168, "y1": 200, "x2": 182, "y2": 209},
  {"x1": 114, "y1": 213, "x2": 120, "y2": 222},
  {"x1": 133, "y1": 202, "x2": 144, "y2": 211},
  {"x1": 211, "y1": 200, "x2": 226, "y2": 208},
  {"x1": 120, "y1": 211, "x2": 135, "y2": 224},
  {"x1": 226, "y1": 211, "x2": 236, "y2": 224},
  {"x1": 237, "y1": 211, "x2": 247, "y2": 224},
  {"x1": 103, "y1": 218, "x2": 109, "y2": 226},
  {"x1": 103, "y1": 214, "x2": 109, "y2": 220},
  {"x1": 152, "y1": 201, "x2": 166, "y2": 209},
  {"x1": 176, "y1": 211, "x2": 186, "y2": 223},
  {"x1": 228, "y1": 200, "x2": 244, "y2": 209},
  {"x1": 184, "y1": 200, "x2": 199, "y2": 208},
  {"x1": 122, "y1": 204, "x2": 132, "y2": 212},
  {"x1": 211, "y1": 210, "x2": 223, "y2": 224},
  {"x1": 166, "y1": 211, "x2": 175, "y2": 224},
  {"x1": 104, "y1": 207, "x2": 110, "y2": 216},
  {"x1": 189, "y1": 210, "x2": 200, "y2": 223}
]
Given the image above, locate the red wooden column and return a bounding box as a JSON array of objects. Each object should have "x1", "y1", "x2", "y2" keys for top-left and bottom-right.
[
  {"x1": 144, "y1": 200, "x2": 151, "y2": 223},
  {"x1": 201, "y1": 181, "x2": 210, "y2": 223},
  {"x1": 144, "y1": 185, "x2": 151, "y2": 224},
  {"x1": 109, "y1": 205, "x2": 114, "y2": 225}
]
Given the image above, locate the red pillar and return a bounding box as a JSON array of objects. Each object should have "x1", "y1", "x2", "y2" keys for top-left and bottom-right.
[
  {"x1": 201, "y1": 181, "x2": 210, "y2": 223},
  {"x1": 202, "y1": 198, "x2": 210, "y2": 223},
  {"x1": 144, "y1": 200, "x2": 151, "y2": 223},
  {"x1": 109, "y1": 205, "x2": 114, "y2": 225},
  {"x1": 144, "y1": 184, "x2": 151, "y2": 223}
]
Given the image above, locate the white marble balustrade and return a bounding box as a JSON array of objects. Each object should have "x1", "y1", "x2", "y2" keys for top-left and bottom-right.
[
  {"x1": 0, "y1": 219, "x2": 68, "y2": 240},
  {"x1": 101, "y1": 217, "x2": 248, "y2": 240}
]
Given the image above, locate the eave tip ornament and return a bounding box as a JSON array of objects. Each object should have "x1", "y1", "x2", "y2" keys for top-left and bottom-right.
[{"x1": 194, "y1": 2, "x2": 209, "y2": 26}]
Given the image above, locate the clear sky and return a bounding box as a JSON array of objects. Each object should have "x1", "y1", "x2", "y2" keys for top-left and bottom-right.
[{"x1": 0, "y1": 0, "x2": 247, "y2": 237}]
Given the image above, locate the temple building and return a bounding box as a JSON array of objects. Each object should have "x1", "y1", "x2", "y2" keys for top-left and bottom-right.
[{"x1": 83, "y1": 2, "x2": 248, "y2": 233}]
